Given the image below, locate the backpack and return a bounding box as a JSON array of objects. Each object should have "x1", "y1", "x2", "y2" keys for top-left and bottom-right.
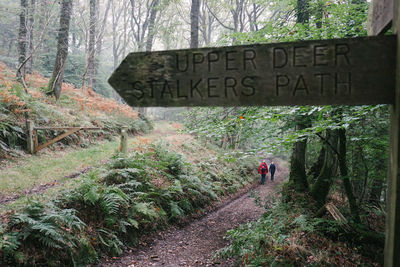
[{"x1": 261, "y1": 164, "x2": 267, "y2": 172}]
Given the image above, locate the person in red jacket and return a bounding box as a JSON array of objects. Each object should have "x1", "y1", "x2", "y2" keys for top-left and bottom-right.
[{"x1": 258, "y1": 160, "x2": 269, "y2": 185}]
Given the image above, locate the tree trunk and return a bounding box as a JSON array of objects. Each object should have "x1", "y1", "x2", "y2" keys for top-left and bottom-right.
[
  {"x1": 352, "y1": 144, "x2": 366, "y2": 200},
  {"x1": 289, "y1": 117, "x2": 310, "y2": 192},
  {"x1": 311, "y1": 129, "x2": 338, "y2": 207},
  {"x1": 190, "y1": 0, "x2": 200, "y2": 48},
  {"x1": 145, "y1": 0, "x2": 160, "y2": 52},
  {"x1": 94, "y1": 0, "x2": 112, "y2": 87},
  {"x1": 17, "y1": 0, "x2": 28, "y2": 81},
  {"x1": 140, "y1": 0, "x2": 160, "y2": 117},
  {"x1": 338, "y1": 128, "x2": 361, "y2": 223},
  {"x1": 87, "y1": 0, "x2": 97, "y2": 90},
  {"x1": 296, "y1": 0, "x2": 309, "y2": 24},
  {"x1": 27, "y1": 0, "x2": 35, "y2": 74},
  {"x1": 369, "y1": 177, "x2": 384, "y2": 206},
  {"x1": 315, "y1": 1, "x2": 323, "y2": 28},
  {"x1": 48, "y1": 0, "x2": 73, "y2": 100},
  {"x1": 309, "y1": 146, "x2": 325, "y2": 182}
]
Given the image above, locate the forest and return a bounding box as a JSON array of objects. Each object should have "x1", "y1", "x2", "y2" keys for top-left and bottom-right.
[{"x1": 0, "y1": 0, "x2": 396, "y2": 266}]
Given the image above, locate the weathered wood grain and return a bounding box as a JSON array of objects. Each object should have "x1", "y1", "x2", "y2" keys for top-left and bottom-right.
[
  {"x1": 109, "y1": 36, "x2": 396, "y2": 107},
  {"x1": 34, "y1": 128, "x2": 81, "y2": 153},
  {"x1": 368, "y1": 0, "x2": 393, "y2": 35},
  {"x1": 386, "y1": 0, "x2": 400, "y2": 266},
  {"x1": 119, "y1": 126, "x2": 128, "y2": 154},
  {"x1": 26, "y1": 120, "x2": 35, "y2": 154}
]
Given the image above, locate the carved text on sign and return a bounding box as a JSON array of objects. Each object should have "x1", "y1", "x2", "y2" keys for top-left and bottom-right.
[{"x1": 108, "y1": 36, "x2": 396, "y2": 107}]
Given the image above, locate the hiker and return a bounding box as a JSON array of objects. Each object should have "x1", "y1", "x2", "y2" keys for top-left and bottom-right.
[
  {"x1": 258, "y1": 160, "x2": 268, "y2": 185},
  {"x1": 269, "y1": 162, "x2": 276, "y2": 181}
]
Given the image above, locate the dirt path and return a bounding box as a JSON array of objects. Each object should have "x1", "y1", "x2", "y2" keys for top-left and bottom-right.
[
  {"x1": 100, "y1": 165, "x2": 288, "y2": 267},
  {"x1": 0, "y1": 167, "x2": 92, "y2": 205}
]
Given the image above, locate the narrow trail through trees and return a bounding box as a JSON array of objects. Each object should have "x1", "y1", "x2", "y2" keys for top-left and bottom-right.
[{"x1": 100, "y1": 166, "x2": 288, "y2": 267}]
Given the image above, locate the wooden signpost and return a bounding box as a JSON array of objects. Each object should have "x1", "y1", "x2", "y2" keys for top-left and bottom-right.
[
  {"x1": 368, "y1": 0, "x2": 394, "y2": 35},
  {"x1": 109, "y1": 0, "x2": 399, "y2": 266},
  {"x1": 109, "y1": 36, "x2": 396, "y2": 107}
]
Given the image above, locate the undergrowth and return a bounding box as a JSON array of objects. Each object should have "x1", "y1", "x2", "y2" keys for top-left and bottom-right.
[
  {"x1": 216, "y1": 189, "x2": 384, "y2": 266},
  {"x1": 0, "y1": 62, "x2": 152, "y2": 161},
  {"x1": 0, "y1": 141, "x2": 257, "y2": 266}
]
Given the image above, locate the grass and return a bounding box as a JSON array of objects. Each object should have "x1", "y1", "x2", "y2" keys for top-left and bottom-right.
[
  {"x1": 0, "y1": 122, "x2": 185, "y2": 214},
  {"x1": 0, "y1": 178, "x2": 79, "y2": 214},
  {"x1": 0, "y1": 139, "x2": 120, "y2": 195}
]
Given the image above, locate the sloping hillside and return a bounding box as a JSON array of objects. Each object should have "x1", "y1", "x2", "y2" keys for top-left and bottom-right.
[{"x1": 0, "y1": 61, "x2": 151, "y2": 161}]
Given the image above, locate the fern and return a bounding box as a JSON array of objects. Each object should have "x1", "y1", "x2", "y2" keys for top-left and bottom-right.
[
  {"x1": 1, "y1": 201, "x2": 86, "y2": 265},
  {"x1": 84, "y1": 184, "x2": 100, "y2": 205},
  {"x1": 96, "y1": 228, "x2": 123, "y2": 256},
  {"x1": 169, "y1": 201, "x2": 184, "y2": 219},
  {"x1": 132, "y1": 202, "x2": 158, "y2": 219}
]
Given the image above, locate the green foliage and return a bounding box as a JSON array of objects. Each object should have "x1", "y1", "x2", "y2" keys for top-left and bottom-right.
[
  {"x1": 217, "y1": 193, "x2": 383, "y2": 266},
  {"x1": 0, "y1": 201, "x2": 88, "y2": 266},
  {"x1": 153, "y1": 143, "x2": 185, "y2": 177},
  {"x1": 217, "y1": 200, "x2": 292, "y2": 265},
  {"x1": 0, "y1": 138, "x2": 257, "y2": 265}
]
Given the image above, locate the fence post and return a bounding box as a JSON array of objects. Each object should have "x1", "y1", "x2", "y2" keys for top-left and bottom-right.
[
  {"x1": 26, "y1": 120, "x2": 35, "y2": 154},
  {"x1": 120, "y1": 126, "x2": 128, "y2": 154}
]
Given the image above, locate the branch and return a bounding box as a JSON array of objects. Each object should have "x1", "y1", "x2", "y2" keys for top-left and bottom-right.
[
  {"x1": 316, "y1": 132, "x2": 340, "y2": 156},
  {"x1": 206, "y1": 2, "x2": 235, "y2": 31}
]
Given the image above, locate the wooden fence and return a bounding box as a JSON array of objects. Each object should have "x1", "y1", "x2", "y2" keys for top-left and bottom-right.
[{"x1": 26, "y1": 120, "x2": 103, "y2": 154}]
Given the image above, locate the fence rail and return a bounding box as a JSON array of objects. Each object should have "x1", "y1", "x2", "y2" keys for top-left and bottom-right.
[{"x1": 26, "y1": 120, "x2": 103, "y2": 154}]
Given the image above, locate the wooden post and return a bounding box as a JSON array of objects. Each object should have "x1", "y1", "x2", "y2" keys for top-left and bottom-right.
[
  {"x1": 26, "y1": 120, "x2": 35, "y2": 154},
  {"x1": 386, "y1": 1, "x2": 400, "y2": 266},
  {"x1": 120, "y1": 126, "x2": 128, "y2": 154},
  {"x1": 33, "y1": 129, "x2": 39, "y2": 151}
]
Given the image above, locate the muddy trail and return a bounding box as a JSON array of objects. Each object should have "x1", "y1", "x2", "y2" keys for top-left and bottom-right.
[
  {"x1": 100, "y1": 165, "x2": 288, "y2": 267},
  {"x1": 0, "y1": 166, "x2": 92, "y2": 205}
]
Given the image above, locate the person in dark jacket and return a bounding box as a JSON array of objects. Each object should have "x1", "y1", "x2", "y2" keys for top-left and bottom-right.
[
  {"x1": 269, "y1": 162, "x2": 276, "y2": 181},
  {"x1": 258, "y1": 160, "x2": 268, "y2": 185}
]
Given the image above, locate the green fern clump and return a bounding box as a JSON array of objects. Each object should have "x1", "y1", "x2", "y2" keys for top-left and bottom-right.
[
  {"x1": 153, "y1": 143, "x2": 185, "y2": 177},
  {"x1": 132, "y1": 116, "x2": 154, "y2": 134},
  {"x1": 0, "y1": 201, "x2": 88, "y2": 266},
  {"x1": 103, "y1": 168, "x2": 145, "y2": 185},
  {"x1": 216, "y1": 201, "x2": 292, "y2": 265},
  {"x1": 107, "y1": 152, "x2": 149, "y2": 170}
]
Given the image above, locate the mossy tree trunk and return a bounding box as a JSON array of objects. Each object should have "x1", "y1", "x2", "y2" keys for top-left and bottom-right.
[
  {"x1": 27, "y1": 0, "x2": 35, "y2": 74},
  {"x1": 48, "y1": 0, "x2": 73, "y2": 100},
  {"x1": 369, "y1": 173, "x2": 384, "y2": 205},
  {"x1": 289, "y1": 116, "x2": 310, "y2": 192},
  {"x1": 17, "y1": 0, "x2": 28, "y2": 81},
  {"x1": 311, "y1": 129, "x2": 339, "y2": 207},
  {"x1": 296, "y1": 0, "x2": 309, "y2": 24},
  {"x1": 309, "y1": 145, "x2": 326, "y2": 183},
  {"x1": 338, "y1": 128, "x2": 361, "y2": 223},
  {"x1": 87, "y1": 0, "x2": 97, "y2": 90}
]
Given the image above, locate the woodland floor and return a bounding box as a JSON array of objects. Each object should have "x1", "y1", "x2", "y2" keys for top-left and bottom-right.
[
  {"x1": 0, "y1": 121, "x2": 289, "y2": 266},
  {"x1": 0, "y1": 121, "x2": 186, "y2": 212},
  {"x1": 99, "y1": 167, "x2": 288, "y2": 267}
]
